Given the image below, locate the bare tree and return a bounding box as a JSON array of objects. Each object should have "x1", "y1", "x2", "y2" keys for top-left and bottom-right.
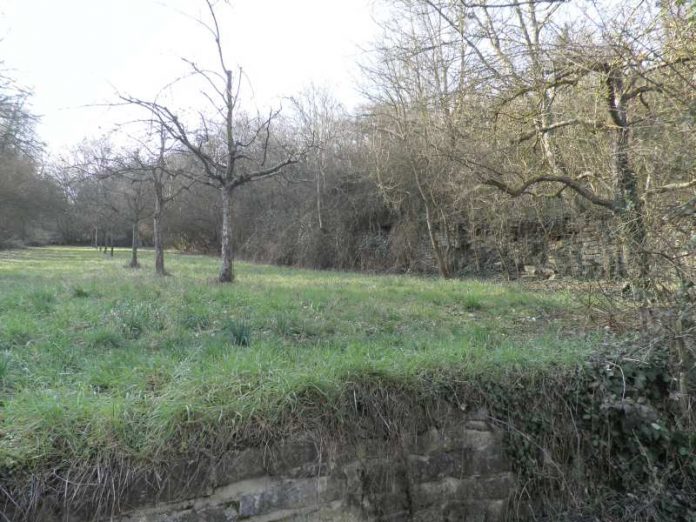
[
  {"x1": 122, "y1": 0, "x2": 305, "y2": 282},
  {"x1": 116, "y1": 171, "x2": 149, "y2": 269},
  {"x1": 412, "y1": 0, "x2": 695, "y2": 286},
  {"x1": 0, "y1": 68, "x2": 42, "y2": 158},
  {"x1": 63, "y1": 140, "x2": 125, "y2": 256},
  {"x1": 362, "y1": 1, "x2": 473, "y2": 278},
  {"x1": 129, "y1": 127, "x2": 192, "y2": 275},
  {"x1": 290, "y1": 86, "x2": 344, "y2": 232}
]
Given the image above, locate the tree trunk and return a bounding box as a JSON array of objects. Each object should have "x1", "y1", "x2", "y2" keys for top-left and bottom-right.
[
  {"x1": 129, "y1": 222, "x2": 140, "y2": 268},
  {"x1": 219, "y1": 186, "x2": 235, "y2": 282},
  {"x1": 316, "y1": 168, "x2": 324, "y2": 230},
  {"x1": 614, "y1": 129, "x2": 649, "y2": 284},
  {"x1": 538, "y1": 88, "x2": 565, "y2": 176},
  {"x1": 94, "y1": 226, "x2": 99, "y2": 249},
  {"x1": 153, "y1": 189, "x2": 166, "y2": 276},
  {"x1": 673, "y1": 306, "x2": 695, "y2": 424},
  {"x1": 606, "y1": 68, "x2": 650, "y2": 286},
  {"x1": 415, "y1": 170, "x2": 451, "y2": 279},
  {"x1": 109, "y1": 232, "x2": 114, "y2": 257},
  {"x1": 619, "y1": 195, "x2": 649, "y2": 284}
]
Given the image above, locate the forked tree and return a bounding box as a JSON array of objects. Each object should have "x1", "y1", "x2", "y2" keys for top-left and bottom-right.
[
  {"x1": 122, "y1": 0, "x2": 304, "y2": 282},
  {"x1": 413, "y1": 0, "x2": 694, "y2": 287},
  {"x1": 128, "y1": 127, "x2": 192, "y2": 276}
]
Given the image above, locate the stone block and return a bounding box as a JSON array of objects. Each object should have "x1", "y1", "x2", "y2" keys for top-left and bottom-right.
[
  {"x1": 264, "y1": 441, "x2": 321, "y2": 477},
  {"x1": 481, "y1": 473, "x2": 515, "y2": 499},
  {"x1": 283, "y1": 504, "x2": 361, "y2": 521},
  {"x1": 122, "y1": 504, "x2": 238, "y2": 522},
  {"x1": 463, "y1": 420, "x2": 490, "y2": 432},
  {"x1": 416, "y1": 426, "x2": 496, "y2": 455},
  {"x1": 413, "y1": 501, "x2": 506, "y2": 522},
  {"x1": 105, "y1": 412, "x2": 514, "y2": 522},
  {"x1": 360, "y1": 490, "x2": 411, "y2": 520},
  {"x1": 160, "y1": 458, "x2": 215, "y2": 502},
  {"x1": 470, "y1": 449, "x2": 510, "y2": 475},
  {"x1": 238, "y1": 477, "x2": 338, "y2": 518},
  {"x1": 407, "y1": 450, "x2": 474, "y2": 482},
  {"x1": 214, "y1": 449, "x2": 267, "y2": 487},
  {"x1": 442, "y1": 500, "x2": 494, "y2": 522},
  {"x1": 355, "y1": 457, "x2": 409, "y2": 497},
  {"x1": 411, "y1": 477, "x2": 462, "y2": 510}
]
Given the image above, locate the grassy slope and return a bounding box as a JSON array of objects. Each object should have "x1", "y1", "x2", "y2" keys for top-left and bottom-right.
[{"x1": 0, "y1": 247, "x2": 595, "y2": 473}]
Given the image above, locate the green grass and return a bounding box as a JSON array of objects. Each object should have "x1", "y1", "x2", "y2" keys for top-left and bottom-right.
[{"x1": 0, "y1": 247, "x2": 596, "y2": 473}]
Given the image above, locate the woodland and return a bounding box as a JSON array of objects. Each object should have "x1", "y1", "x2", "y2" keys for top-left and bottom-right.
[{"x1": 0, "y1": 0, "x2": 692, "y2": 288}]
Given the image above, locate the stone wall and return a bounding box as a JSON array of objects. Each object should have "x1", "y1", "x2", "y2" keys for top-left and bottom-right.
[
  {"x1": 117, "y1": 412, "x2": 513, "y2": 522},
  {"x1": 423, "y1": 207, "x2": 627, "y2": 279},
  {"x1": 546, "y1": 214, "x2": 626, "y2": 278}
]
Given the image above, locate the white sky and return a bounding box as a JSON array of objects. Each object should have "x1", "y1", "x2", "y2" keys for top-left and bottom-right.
[{"x1": 0, "y1": 0, "x2": 379, "y2": 154}]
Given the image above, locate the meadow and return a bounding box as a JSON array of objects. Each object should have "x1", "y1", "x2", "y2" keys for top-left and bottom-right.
[{"x1": 0, "y1": 247, "x2": 596, "y2": 474}]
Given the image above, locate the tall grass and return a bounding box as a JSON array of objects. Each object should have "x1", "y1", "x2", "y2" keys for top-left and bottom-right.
[{"x1": 0, "y1": 247, "x2": 594, "y2": 472}]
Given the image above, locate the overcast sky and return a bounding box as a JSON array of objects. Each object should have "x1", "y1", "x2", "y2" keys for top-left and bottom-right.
[{"x1": 1, "y1": 0, "x2": 379, "y2": 154}]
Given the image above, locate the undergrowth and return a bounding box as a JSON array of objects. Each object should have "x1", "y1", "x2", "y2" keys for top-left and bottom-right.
[{"x1": 492, "y1": 342, "x2": 696, "y2": 521}]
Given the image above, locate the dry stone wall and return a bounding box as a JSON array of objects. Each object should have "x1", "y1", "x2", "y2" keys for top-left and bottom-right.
[
  {"x1": 546, "y1": 215, "x2": 626, "y2": 278},
  {"x1": 117, "y1": 413, "x2": 513, "y2": 522}
]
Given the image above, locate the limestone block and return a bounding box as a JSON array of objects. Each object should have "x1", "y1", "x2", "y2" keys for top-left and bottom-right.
[
  {"x1": 416, "y1": 425, "x2": 497, "y2": 455},
  {"x1": 264, "y1": 442, "x2": 321, "y2": 477},
  {"x1": 107, "y1": 413, "x2": 514, "y2": 522},
  {"x1": 238, "y1": 477, "x2": 338, "y2": 518},
  {"x1": 214, "y1": 449, "x2": 267, "y2": 487}
]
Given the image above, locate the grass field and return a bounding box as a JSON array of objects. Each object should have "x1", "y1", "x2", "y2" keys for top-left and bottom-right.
[{"x1": 0, "y1": 247, "x2": 597, "y2": 474}]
